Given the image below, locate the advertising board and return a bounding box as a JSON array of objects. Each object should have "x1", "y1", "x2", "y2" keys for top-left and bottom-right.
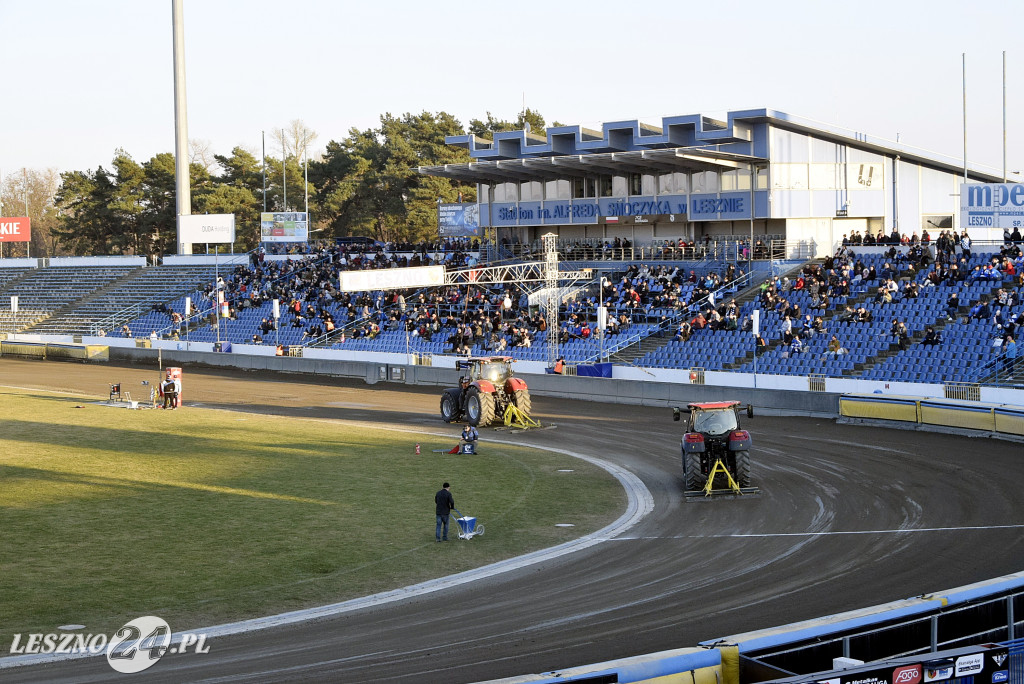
[
  {"x1": 0, "y1": 217, "x2": 31, "y2": 242},
  {"x1": 438, "y1": 203, "x2": 480, "y2": 237},
  {"x1": 960, "y1": 183, "x2": 1024, "y2": 237},
  {"x1": 178, "y1": 214, "x2": 235, "y2": 244},
  {"x1": 261, "y1": 212, "x2": 308, "y2": 243}
]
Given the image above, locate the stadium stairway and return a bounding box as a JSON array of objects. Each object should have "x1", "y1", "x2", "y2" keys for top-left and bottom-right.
[
  {"x1": 721, "y1": 249, "x2": 1020, "y2": 381},
  {"x1": 0, "y1": 267, "x2": 44, "y2": 334},
  {"x1": 0, "y1": 266, "x2": 140, "y2": 335},
  {"x1": 607, "y1": 260, "x2": 792, "y2": 366},
  {"x1": 22, "y1": 266, "x2": 145, "y2": 335},
  {"x1": 27, "y1": 265, "x2": 220, "y2": 337},
  {"x1": 722, "y1": 268, "x2": 885, "y2": 372}
]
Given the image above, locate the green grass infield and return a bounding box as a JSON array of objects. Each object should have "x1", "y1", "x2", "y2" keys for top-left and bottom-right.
[{"x1": 0, "y1": 386, "x2": 624, "y2": 638}]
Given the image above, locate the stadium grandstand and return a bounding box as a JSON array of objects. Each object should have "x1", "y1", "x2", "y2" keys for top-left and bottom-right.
[
  {"x1": 0, "y1": 236, "x2": 1020, "y2": 388},
  {"x1": 1, "y1": 109, "x2": 1022, "y2": 391}
]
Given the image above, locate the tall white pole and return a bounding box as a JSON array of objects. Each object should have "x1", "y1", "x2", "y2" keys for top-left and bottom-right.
[
  {"x1": 281, "y1": 128, "x2": 287, "y2": 211},
  {"x1": 1003, "y1": 51, "x2": 1008, "y2": 183},
  {"x1": 599, "y1": 275, "x2": 604, "y2": 362},
  {"x1": 963, "y1": 53, "x2": 968, "y2": 184},
  {"x1": 215, "y1": 247, "x2": 220, "y2": 345},
  {"x1": 23, "y1": 168, "x2": 30, "y2": 258},
  {"x1": 304, "y1": 145, "x2": 308, "y2": 219},
  {"x1": 172, "y1": 0, "x2": 191, "y2": 254},
  {"x1": 749, "y1": 163, "x2": 754, "y2": 270}
]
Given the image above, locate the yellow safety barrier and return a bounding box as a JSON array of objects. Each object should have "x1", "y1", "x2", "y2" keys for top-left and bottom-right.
[
  {"x1": 841, "y1": 394, "x2": 1023, "y2": 438},
  {"x1": 920, "y1": 401, "x2": 995, "y2": 431},
  {"x1": 839, "y1": 394, "x2": 920, "y2": 422},
  {"x1": 994, "y1": 408, "x2": 1024, "y2": 436},
  {"x1": 0, "y1": 341, "x2": 109, "y2": 362}
]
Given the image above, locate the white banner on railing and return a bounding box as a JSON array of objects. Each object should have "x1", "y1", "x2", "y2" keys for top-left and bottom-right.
[{"x1": 338, "y1": 265, "x2": 445, "y2": 292}]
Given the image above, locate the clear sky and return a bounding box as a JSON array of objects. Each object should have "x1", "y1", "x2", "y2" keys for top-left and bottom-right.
[{"x1": 2, "y1": 0, "x2": 1023, "y2": 178}]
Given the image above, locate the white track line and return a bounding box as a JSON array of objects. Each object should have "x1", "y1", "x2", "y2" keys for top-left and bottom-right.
[{"x1": 612, "y1": 523, "x2": 1024, "y2": 541}]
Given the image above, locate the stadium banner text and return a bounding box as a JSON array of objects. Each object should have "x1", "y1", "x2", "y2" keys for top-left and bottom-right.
[
  {"x1": 261, "y1": 212, "x2": 308, "y2": 243},
  {"x1": 960, "y1": 182, "x2": 1024, "y2": 236},
  {"x1": 485, "y1": 193, "x2": 752, "y2": 226},
  {"x1": 178, "y1": 214, "x2": 235, "y2": 244},
  {"x1": 438, "y1": 203, "x2": 480, "y2": 238},
  {"x1": 0, "y1": 217, "x2": 31, "y2": 242},
  {"x1": 339, "y1": 265, "x2": 445, "y2": 292}
]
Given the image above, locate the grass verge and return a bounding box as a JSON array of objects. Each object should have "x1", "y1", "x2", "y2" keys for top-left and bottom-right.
[{"x1": 0, "y1": 386, "x2": 624, "y2": 637}]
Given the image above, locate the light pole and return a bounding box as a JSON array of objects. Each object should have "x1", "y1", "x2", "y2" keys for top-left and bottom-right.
[
  {"x1": 752, "y1": 309, "x2": 760, "y2": 388},
  {"x1": 214, "y1": 246, "x2": 221, "y2": 346},
  {"x1": 748, "y1": 162, "x2": 756, "y2": 273},
  {"x1": 273, "y1": 298, "x2": 280, "y2": 348},
  {"x1": 23, "y1": 168, "x2": 30, "y2": 258},
  {"x1": 172, "y1": 0, "x2": 191, "y2": 254},
  {"x1": 598, "y1": 274, "x2": 605, "y2": 362}
]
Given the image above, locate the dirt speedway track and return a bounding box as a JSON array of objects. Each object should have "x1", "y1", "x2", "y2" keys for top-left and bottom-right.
[{"x1": 3, "y1": 358, "x2": 1023, "y2": 683}]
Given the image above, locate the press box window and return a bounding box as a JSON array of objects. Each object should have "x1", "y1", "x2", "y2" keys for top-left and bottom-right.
[{"x1": 572, "y1": 177, "x2": 597, "y2": 198}]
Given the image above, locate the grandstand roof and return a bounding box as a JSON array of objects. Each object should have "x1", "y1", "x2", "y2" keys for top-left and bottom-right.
[
  {"x1": 419, "y1": 109, "x2": 1005, "y2": 185},
  {"x1": 420, "y1": 147, "x2": 768, "y2": 184}
]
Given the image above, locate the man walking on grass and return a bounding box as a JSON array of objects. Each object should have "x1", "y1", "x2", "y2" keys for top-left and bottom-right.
[{"x1": 435, "y1": 482, "x2": 454, "y2": 542}]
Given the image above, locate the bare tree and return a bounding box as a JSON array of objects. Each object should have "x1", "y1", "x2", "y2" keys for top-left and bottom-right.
[
  {"x1": 189, "y1": 138, "x2": 216, "y2": 172},
  {"x1": 0, "y1": 168, "x2": 62, "y2": 257},
  {"x1": 271, "y1": 120, "x2": 319, "y2": 160}
]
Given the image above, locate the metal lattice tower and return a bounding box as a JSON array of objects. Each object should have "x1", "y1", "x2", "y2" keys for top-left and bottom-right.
[{"x1": 542, "y1": 233, "x2": 559, "y2": 368}]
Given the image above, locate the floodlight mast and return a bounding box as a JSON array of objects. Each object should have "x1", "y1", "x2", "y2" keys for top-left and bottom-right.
[{"x1": 171, "y1": 0, "x2": 191, "y2": 255}]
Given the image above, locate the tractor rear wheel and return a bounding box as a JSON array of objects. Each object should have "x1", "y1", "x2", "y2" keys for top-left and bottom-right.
[
  {"x1": 684, "y1": 451, "x2": 705, "y2": 492},
  {"x1": 440, "y1": 393, "x2": 458, "y2": 423},
  {"x1": 477, "y1": 392, "x2": 496, "y2": 426},
  {"x1": 466, "y1": 389, "x2": 496, "y2": 426},
  {"x1": 512, "y1": 388, "x2": 532, "y2": 418},
  {"x1": 734, "y1": 450, "x2": 751, "y2": 488}
]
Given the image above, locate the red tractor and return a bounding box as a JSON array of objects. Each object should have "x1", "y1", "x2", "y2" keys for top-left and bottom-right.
[
  {"x1": 673, "y1": 401, "x2": 757, "y2": 496},
  {"x1": 440, "y1": 356, "x2": 531, "y2": 427}
]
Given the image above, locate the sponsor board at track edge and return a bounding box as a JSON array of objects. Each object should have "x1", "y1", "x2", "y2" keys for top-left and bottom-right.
[
  {"x1": 992, "y1": 671, "x2": 1009, "y2": 683},
  {"x1": 893, "y1": 664, "x2": 921, "y2": 684},
  {"x1": 955, "y1": 653, "x2": 984, "y2": 677},
  {"x1": 923, "y1": 662, "x2": 954, "y2": 682}
]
